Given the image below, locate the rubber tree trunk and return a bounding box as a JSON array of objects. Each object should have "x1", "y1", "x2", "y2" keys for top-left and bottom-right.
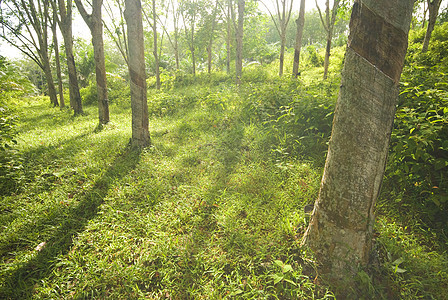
[
  {"x1": 226, "y1": 0, "x2": 231, "y2": 74},
  {"x1": 42, "y1": 54, "x2": 59, "y2": 107},
  {"x1": 322, "y1": 30, "x2": 332, "y2": 79},
  {"x1": 190, "y1": 24, "x2": 196, "y2": 76},
  {"x1": 152, "y1": 0, "x2": 161, "y2": 89},
  {"x1": 301, "y1": 0, "x2": 414, "y2": 294},
  {"x1": 422, "y1": 0, "x2": 442, "y2": 52},
  {"x1": 125, "y1": 0, "x2": 151, "y2": 148},
  {"x1": 292, "y1": 0, "x2": 305, "y2": 77},
  {"x1": 207, "y1": 0, "x2": 219, "y2": 74},
  {"x1": 58, "y1": 0, "x2": 83, "y2": 115},
  {"x1": 51, "y1": 13, "x2": 65, "y2": 108},
  {"x1": 316, "y1": 0, "x2": 340, "y2": 80},
  {"x1": 91, "y1": 5, "x2": 110, "y2": 124},
  {"x1": 74, "y1": 0, "x2": 110, "y2": 124},
  {"x1": 279, "y1": 35, "x2": 286, "y2": 76},
  {"x1": 174, "y1": 30, "x2": 180, "y2": 70},
  {"x1": 40, "y1": 0, "x2": 59, "y2": 107},
  {"x1": 235, "y1": 0, "x2": 244, "y2": 84}
]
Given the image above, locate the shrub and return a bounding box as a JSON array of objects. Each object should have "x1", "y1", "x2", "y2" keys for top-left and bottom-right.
[
  {"x1": 382, "y1": 23, "x2": 448, "y2": 229},
  {"x1": 243, "y1": 77, "x2": 337, "y2": 163},
  {"x1": 80, "y1": 74, "x2": 130, "y2": 106},
  {"x1": 304, "y1": 45, "x2": 324, "y2": 68},
  {"x1": 0, "y1": 59, "x2": 32, "y2": 194}
]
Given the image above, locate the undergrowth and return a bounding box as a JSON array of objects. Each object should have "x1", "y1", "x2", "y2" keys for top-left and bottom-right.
[
  {"x1": 0, "y1": 85, "x2": 335, "y2": 298},
  {"x1": 1, "y1": 38, "x2": 447, "y2": 299}
]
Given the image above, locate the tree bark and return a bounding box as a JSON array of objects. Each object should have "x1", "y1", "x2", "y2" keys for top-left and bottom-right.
[
  {"x1": 103, "y1": 0, "x2": 129, "y2": 66},
  {"x1": 301, "y1": 0, "x2": 414, "y2": 293},
  {"x1": 293, "y1": 0, "x2": 305, "y2": 77},
  {"x1": 171, "y1": 0, "x2": 180, "y2": 70},
  {"x1": 42, "y1": 52, "x2": 59, "y2": 107},
  {"x1": 422, "y1": 0, "x2": 428, "y2": 28},
  {"x1": 235, "y1": 0, "x2": 244, "y2": 84},
  {"x1": 207, "y1": 0, "x2": 219, "y2": 74},
  {"x1": 422, "y1": 0, "x2": 442, "y2": 52},
  {"x1": 125, "y1": 0, "x2": 151, "y2": 148},
  {"x1": 0, "y1": 0, "x2": 58, "y2": 106},
  {"x1": 191, "y1": 23, "x2": 196, "y2": 76},
  {"x1": 180, "y1": 2, "x2": 197, "y2": 76},
  {"x1": 57, "y1": 0, "x2": 83, "y2": 115},
  {"x1": 152, "y1": 0, "x2": 161, "y2": 89},
  {"x1": 279, "y1": 35, "x2": 285, "y2": 76},
  {"x1": 174, "y1": 25, "x2": 180, "y2": 70},
  {"x1": 51, "y1": 10, "x2": 65, "y2": 108},
  {"x1": 315, "y1": 0, "x2": 340, "y2": 80},
  {"x1": 41, "y1": 1, "x2": 59, "y2": 107},
  {"x1": 323, "y1": 29, "x2": 332, "y2": 79},
  {"x1": 262, "y1": 0, "x2": 293, "y2": 76},
  {"x1": 226, "y1": 0, "x2": 231, "y2": 74},
  {"x1": 74, "y1": 0, "x2": 110, "y2": 124}
]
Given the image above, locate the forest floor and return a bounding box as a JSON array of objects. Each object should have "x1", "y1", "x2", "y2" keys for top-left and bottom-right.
[{"x1": 1, "y1": 73, "x2": 447, "y2": 298}]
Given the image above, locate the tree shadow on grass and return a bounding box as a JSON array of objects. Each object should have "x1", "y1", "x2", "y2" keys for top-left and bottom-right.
[{"x1": 0, "y1": 145, "x2": 143, "y2": 299}]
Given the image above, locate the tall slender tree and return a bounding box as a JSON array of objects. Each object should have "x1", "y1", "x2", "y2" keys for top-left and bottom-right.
[
  {"x1": 50, "y1": 8, "x2": 65, "y2": 108},
  {"x1": 219, "y1": 0, "x2": 233, "y2": 74},
  {"x1": 422, "y1": 0, "x2": 442, "y2": 52},
  {"x1": 125, "y1": 0, "x2": 150, "y2": 148},
  {"x1": 142, "y1": 0, "x2": 161, "y2": 89},
  {"x1": 152, "y1": 0, "x2": 160, "y2": 88},
  {"x1": 292, "y1": 0, "x2": 305, "y2": 77},
  {"x1": 157, "y1": 0, "x2": 181, "y2": 70},
  {"x1": 0, "y1": 0, "x2": 59, "y2": 107},
  {"x1": 74, "y1": 0, "x2": 110, "y2": 125},
  {"x1": 231, "y1": 0, "x2": 245, "y2": 84},
  {"x1": 104, "y1": 0, "x2": 129, "y2": 65},
  {"x1": 180, "y1": 0, "x2": 199, "y2": 76},
  {"x1": 53, "y1": 0, "x2": 83, "y2": 115},
  {"x1": 226, "y1": 0, "x2": 232, "y2": 74},
  {"x1": 206, "y1": 0, "x2": 220, "y2": 74},
  {"x1": 315, "y1": 0, "x2": 341, "y2": 79},
  {"x1": 302, "y1": 0, "x2": 415, "y2": 294},
  {"x1": 262, "y1": 0, "x2": 294, "y2": 76}
]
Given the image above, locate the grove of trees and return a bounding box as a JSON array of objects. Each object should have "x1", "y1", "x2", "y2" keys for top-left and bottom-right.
[{"x1": 1, "y1": 0, "x2": 447, "y2": 297}]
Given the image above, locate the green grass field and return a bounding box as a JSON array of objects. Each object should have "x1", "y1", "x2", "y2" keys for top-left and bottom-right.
[{"x1": 1, "y1": 62, "x2": 447, "y2": 298}]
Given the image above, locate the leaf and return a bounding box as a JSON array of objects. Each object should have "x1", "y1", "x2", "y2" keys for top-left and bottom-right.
[
  {"x1": 230, "y1": 289, "x2": 244, "y2": 296},
  {"x1": 274, "y1": 260, "x2": 284, "y2": 268},
  {"x1": 283, "y1": 278, "x2": 297, "y2": 286},
  {"x1": 272, "y1": 274, "x2": 284, "y2": 285},
  {"x1": 434, "y1": 159, "x2": 448, "y2": 171},
  {"x1": 392, "y1": 257, "x2": 404, "y2": 266},
  {"x1": 394, "y1": 266, "x2": 407, "y2": 273},
  {"x1": 282, "y1": 264, "x2": 293, "y2": 273}
]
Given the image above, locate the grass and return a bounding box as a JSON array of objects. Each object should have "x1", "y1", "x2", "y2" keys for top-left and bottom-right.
[
  {"x1": 1, "y1": 63, "x2": 447, "y2": 298},
  {"x1": 0, "y1": 90, "x2": 333, "y2": 299}
]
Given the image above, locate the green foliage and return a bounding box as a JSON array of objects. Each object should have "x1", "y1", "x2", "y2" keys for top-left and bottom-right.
[
  {"x1": 0, "y1": 58, "x2": 35, "y2": 194},
  {"x1": 374, "y1": 217, "x2": 448, "y2": 299},
  {"x1": 264, "y1": 9, "x2": 349, "y2": 50},
  {"x1": 80, "y1": 73, "x2": 130, "y2": 106},
  {"x1": 74, "y1": 41, "x2": 95, "y2": 88},
  {"x1": 243, "y1": 74, "x2": 337, "y2": 164},
  {"x1": 0, "y1": 84, "x2": 336, "y2": 299},
  {"x1": 383, "y1": 23, "x2": 448, "y2": 228},
  {"x1": 2, "y1": 20, "x2": 448, "y2": 298},
  {"x1": 305, "y1": 45, "x2": 324, "y2": 68},
  {"x1": 241, "y1": 64, "x2": 270, "y2": 83}
]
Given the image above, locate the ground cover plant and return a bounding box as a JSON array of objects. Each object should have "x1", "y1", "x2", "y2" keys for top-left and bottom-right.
[
  {"x1": 0, "y1": 27, "x2": 447, "y2": 299},
  {"x1": 1, "y1": 77, "x2": 338, "y2": 298}
]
